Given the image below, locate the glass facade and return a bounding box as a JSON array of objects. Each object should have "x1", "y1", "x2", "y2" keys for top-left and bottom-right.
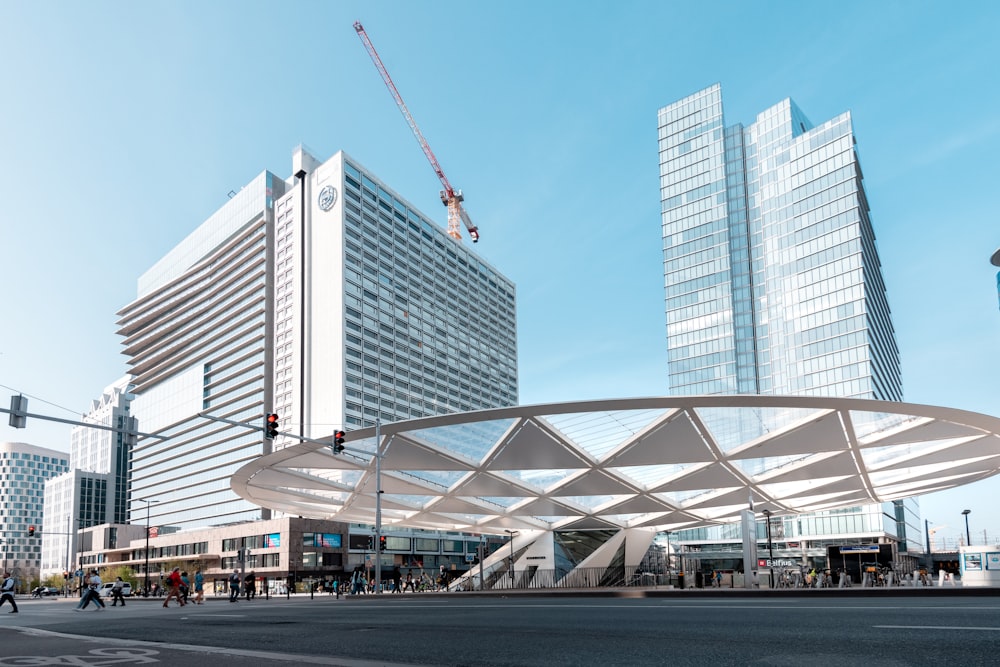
[
  {"x1": 659, "y1": 84, "x2": 901, "y2": 400},
  {"x1": 658, "y1": 85, "x2": 912, "y2": 563},
  {"x1": 337, "y1": 158, "x2": 518, "y2": 427},
  {"x1": 119, "y1": 172, "x2": 284, "y2": 528}
]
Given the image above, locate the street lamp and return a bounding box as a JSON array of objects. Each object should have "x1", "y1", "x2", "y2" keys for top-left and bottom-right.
[
  {"x1": 664, "y1": 531, "x2": 671, "y2": 584},
  {"x1": 139, "y1": 498, "x2": 158, "y2": 596},
  {"x1": 762, "y1": 510, "x2": 774, "y2": 588},
  {"x1": 962, "y1": 509, "x2": 971, "y2": 547},
  {"x1": 504, "y1": 529, "x2": 519, "y2": 587}
]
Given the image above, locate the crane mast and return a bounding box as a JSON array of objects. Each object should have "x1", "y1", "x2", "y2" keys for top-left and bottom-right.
[{"x1": 354, "y1": 21, "x2": 479, "y2": 243}]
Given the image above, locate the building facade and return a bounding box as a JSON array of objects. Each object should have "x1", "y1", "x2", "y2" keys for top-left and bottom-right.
[
  {"x1": 116, "y1": 147, "x2": 517, "y2": 534},
  {"x1": 0, "y1": 442, "x2": 69, "y2": 585},
  {"x1": 40, "y1": 376, "x2": 134, "y2": 579},
  {"x1": 657, "y1": 84, "x2": 916, "y2": 578},
  {"x1": 75, "y1": 516, "x2": 506, "y2": 595}
]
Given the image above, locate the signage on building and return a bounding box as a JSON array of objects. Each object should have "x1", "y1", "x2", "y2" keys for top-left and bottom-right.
[
  {"x1": 838, "y1": 545, "x2": 879, "y2": 553},
  {"x1": 758, "y1": 558, "x2": 797, "y2": 568}
]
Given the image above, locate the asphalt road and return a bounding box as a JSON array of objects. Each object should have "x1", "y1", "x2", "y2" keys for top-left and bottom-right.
[{"x1": 1, "y1": 591, "x2": 999, "y2": 666}]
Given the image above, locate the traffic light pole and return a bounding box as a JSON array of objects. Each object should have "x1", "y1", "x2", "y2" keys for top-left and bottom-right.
[
  {"x1": 374, "y1": 418, "x2": 382, "y2": 594},
  {"x1": 198, "y1": 412, "x2": 388, "y2": 592}
]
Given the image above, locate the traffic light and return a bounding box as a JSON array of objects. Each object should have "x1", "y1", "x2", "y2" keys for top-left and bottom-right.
[
  {"x1": 367, "y1": 535, "x2": 375, "y2": 549},
  {"x1": 332, "y1": 430, "x2": 346, "y2": 454},
  {"x1": 265, "y1": 413, "x2": 280, "y2": 439},
  {"x1": 379, "y1": 536, "x2": 386, "y2": 551},
  {"x1": 27, "y1": 525, "x2": 35, "y2": 537}
]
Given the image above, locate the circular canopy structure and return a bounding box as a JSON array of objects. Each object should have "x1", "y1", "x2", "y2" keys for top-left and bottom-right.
[{"x1": 232, "y1": 396, "x2": 1000, "y2": 533}]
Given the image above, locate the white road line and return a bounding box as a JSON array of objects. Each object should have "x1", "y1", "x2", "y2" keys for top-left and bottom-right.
[
  {"x1": 875, "y1": 625, "x2": 1000, "y2": 631},
  {"x1": 12, "y1": 627, "x2": 427, "y2": 667}
]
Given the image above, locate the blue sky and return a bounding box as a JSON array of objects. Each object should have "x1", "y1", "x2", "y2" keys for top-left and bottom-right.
[{"x1": 2, "y1": 1, "x2": 998, "y2": 543}]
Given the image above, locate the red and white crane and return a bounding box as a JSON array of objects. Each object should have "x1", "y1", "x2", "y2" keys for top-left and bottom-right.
[{"x1": 354, "y1": 21, "x2": 479, "y2": 243}]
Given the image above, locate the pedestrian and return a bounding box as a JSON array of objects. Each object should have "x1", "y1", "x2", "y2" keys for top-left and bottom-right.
[
  {"x1": 162, "y1": 567, "x2": 185, "y2": 608},
  {"x1": 228, "y1": 569, "x2": 241, "y2": 602},
  {"x1": 110, "y1": 577, "x2": 126, "y2": 607},
  {"x1": 0, "y1": 571, "x2": 18, "y2": 614},
  {"x1": 350, "y1": 568, "x2": 365, "y2": 595},
  {"x1": 180, "y1": 571, "x2": 190, "y2": 604},
  {"x1": 392, "y1": 566, "x2": 402, "y2": 594},
  {"x1": 76, "y1": 570, "x2": 105, "y2": 611},
  {"x1": 403, "y1": 569, "x2": 416, "y2": 593},
  {"x1": 193, "y1": 570, "x2": 205, "y2": 604},
  {"x1": 244, "y1": 571, "x2": 256, "y2": 600}
]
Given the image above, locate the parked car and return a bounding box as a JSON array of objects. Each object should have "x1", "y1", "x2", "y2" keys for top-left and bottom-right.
[{"x1": 98, "y1": 582, "x2": 132, "y2": 597}]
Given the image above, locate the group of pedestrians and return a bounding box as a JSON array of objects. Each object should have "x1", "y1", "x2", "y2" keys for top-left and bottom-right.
[{"x1": 228, "y1": 569, "x2": 257, "y2": 602}]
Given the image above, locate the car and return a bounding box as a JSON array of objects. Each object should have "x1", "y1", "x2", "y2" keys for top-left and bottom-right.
[
  {"x1": 98, "y1": 581, "x2": 132, "y2": 597},
  {"x1": 41, "y1": 586, "x2": 60, "y2": 596}
]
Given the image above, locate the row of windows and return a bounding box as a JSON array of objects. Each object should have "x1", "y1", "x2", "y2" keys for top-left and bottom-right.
[{"x1": 657, "y1": 86, "x2": 720, "y2": 133}]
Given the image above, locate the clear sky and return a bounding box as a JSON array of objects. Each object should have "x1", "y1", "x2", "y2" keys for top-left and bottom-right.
[{"x1": 2, "y1": 1, "x2": 998, "y2": 545}]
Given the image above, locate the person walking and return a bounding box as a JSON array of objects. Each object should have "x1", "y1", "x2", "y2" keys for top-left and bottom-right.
[
  {"x1": 228, "y1": 570, "x2": 241, "y2": 602},
  {"x1": 402, "y1": 569, "x2": 416, "y2": 593},
  {"x1": 110, "y1": 577, "x2": 126, "y2": 607},
  {"x1": 193, "y1": 570, "x2": 205, "y2": 604},
  {"x1": 0, "y1": 572, "x2": 18, "y2": 614},
  {"x1": 180, "y1": 571, "x2": 191, "y2": 605},
  {"x1": 75, "y1": 570, "x2": 105, "y2": 611},
  {"x1": 244, "y1": 571, "x2": 256, "y2": 600},
  {"x1": 162, "y1": 567, "x2": 185, "y2": 608},
  {"x1": 392, "y1": 566, "x2": 402, "y2": 594}
]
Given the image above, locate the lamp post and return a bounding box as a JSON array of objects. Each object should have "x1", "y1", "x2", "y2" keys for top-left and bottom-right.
[
  {"x1": 664, "y1": 531, "x2": 671, "y2": 586},
  {"x1": 139, "y1": 498, "x2": 158, "y2": 596},
  {"x1": 962, "y1": 509, "x2": 971, "y2": 546},
  {"x1": 504, "y1": 529, "x2": 519, "y2": 588},
  {"x1": 762, "y1": 510, "x2": 774, "y2": 588}
]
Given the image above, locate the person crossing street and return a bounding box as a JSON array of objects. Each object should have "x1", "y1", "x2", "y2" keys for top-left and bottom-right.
[{"x1": 0, "y1": 572, "x2": 18, "y2": 614}]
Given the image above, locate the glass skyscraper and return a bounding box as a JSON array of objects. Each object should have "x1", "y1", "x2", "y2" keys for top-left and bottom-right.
[
  {"x1": 658, "y1": 85, "x2": 920, "y2": 569},
  {"x1": 659, "y1": 84, "x2": 901, "y2": 400}
]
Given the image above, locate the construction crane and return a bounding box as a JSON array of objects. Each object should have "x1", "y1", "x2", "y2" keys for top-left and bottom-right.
[{"x1": 354, "y1": 21, "x2": 479, "y2": 243}]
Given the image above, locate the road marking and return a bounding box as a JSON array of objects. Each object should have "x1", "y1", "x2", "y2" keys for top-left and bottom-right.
[
  {"x1": 875, "y1": 625, "x2": 1000, "y2": 631},
  {"x1": 11, "y1": 627, "x2": 428, "y2": 666}
]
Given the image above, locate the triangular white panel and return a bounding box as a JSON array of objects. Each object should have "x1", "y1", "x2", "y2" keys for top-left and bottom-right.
[
  {"x1": 605, "y1": 411, "x2": 709, "y2": 466},
  {"x1": 683, "y1": 487, "x2": 761, "y2": 510},
  {"x1": 864, "y1": 436, "x2": 1000, "y2": 471},
  {"x1": 859, "y1": 417, "x2": 985, "y2": 447},
  {"x1": 511, "y1": 497, "x2": 585, "y2": 516},
  {"x1": 648, "y1": 462, "x2": 743, "y2": 492},
  {"x1": 380, "y1": 434, "x2": 474, "y2": 470},
  {"x1": 426, "y1": 496, "x2": 503, "y2": 515},
  {"x1": 375, "y1": 473, "x2": 445, "y2": 496},
  {"x1": 452, "y1": 472, "x2": 536, "y2": 496},
  {"x1": 553, "y1": 516, "x2": 622, "y2": 530},
  {"x1": 488, "y1": 420, "x2": 590, "y2": 470},
  {"x1": 729, "y1": 411, "x2": 848, "y2": 459},
  {"x1": 550, "y1": 470, "x2": 639, "y2": 496},
  {"x1": 601, "y1": 495, "x2": 674, "y2": 514},
  {"x1": 757, "y1": 451, "x2": 859, "y2": 484},
  {"x1": 249, "y1": 468, "x2": 350, "y2": 491}
]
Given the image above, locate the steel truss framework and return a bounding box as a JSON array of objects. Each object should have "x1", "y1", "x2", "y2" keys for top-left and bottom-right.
[{"x1": 232, "y1": 396, "x2": 1000, "y2": 533}]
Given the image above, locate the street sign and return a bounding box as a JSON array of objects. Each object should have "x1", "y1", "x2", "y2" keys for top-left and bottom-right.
[{"x1": 465, "y1": 554, "x2": 475, "y2": 563}]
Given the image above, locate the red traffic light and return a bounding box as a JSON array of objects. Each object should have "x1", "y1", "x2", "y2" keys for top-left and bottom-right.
[
  {"x1": 332, "y1": 430, "x2": 346, "y2": 454},
  {"x1": 265, "y1": 413, "x2": 280, "y2": 439},
  {"x1": 28, "y1": 525, "x2": 36, "y2": 537}
]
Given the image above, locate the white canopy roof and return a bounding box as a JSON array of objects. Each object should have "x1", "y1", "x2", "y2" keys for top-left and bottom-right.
[{"x1": 231, "y1": 396, "x2": 1000, "y2": 533}]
